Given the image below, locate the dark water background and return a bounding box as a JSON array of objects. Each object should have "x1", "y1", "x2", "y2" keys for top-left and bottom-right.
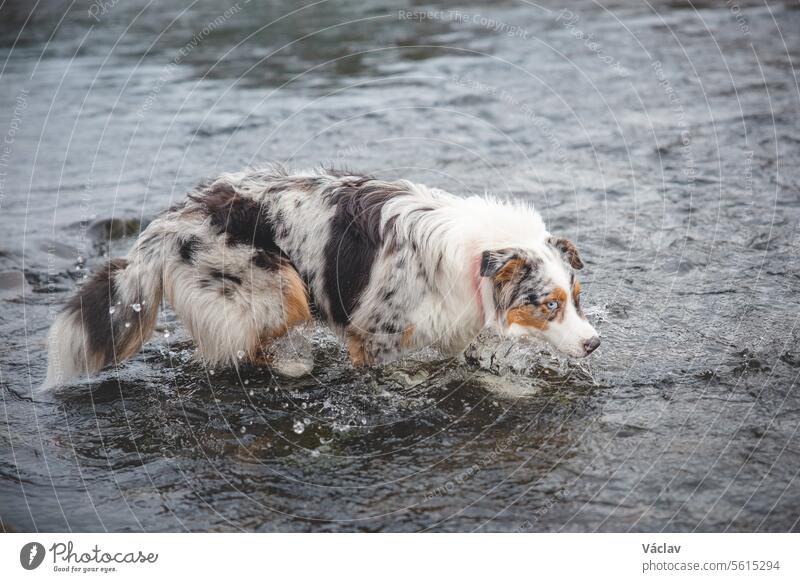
[{"x1": 1, "y1": 0, "x2": 799, "y2": 532}]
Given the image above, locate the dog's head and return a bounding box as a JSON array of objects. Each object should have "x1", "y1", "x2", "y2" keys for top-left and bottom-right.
[{"x1": 481, "y1": 237, "x2": 600, "y2": 358}]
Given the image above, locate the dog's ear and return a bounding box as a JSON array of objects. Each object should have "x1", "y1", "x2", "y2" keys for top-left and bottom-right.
[
  {"x1": 480, "y1": 249, "x2": 524, "y2": 278},
  {"x1": 548, "y1": 237, "x2": 584, "y2": 270}
]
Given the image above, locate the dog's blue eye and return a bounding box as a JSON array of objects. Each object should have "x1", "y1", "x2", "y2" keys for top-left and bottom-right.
[{"x1": 546, "y1": 300, "x2": 559, "y2": 311}]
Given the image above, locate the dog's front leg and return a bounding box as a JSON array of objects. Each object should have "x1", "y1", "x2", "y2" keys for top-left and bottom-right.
[{"x1": 346, "y1": 331, "x2": 373, "y2": 367}]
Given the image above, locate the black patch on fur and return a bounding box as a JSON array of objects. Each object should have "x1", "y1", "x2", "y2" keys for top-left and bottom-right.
[
  {"x1": 167, "y1": 197, "x2": 191, "y2": 213},
  {"x1": 190, "y1": 182, "x2": 281, "y2": 254},
  {"x1": 65, "y1": 259, "x2": 128, "y2": 364},
  {"x1": 505, "y1": 263, "x2": 534, "y2": 302},
  {"x1": 480, "y1": 252, "x2": 492, "y2": 277},
  {"x1": 480, "y1": 248, "x2": 523, "y2": 277},
  {"x1": 252, "y1": 249, "x2": 283, "y2": 271},
  {"x1": 322, "y1": 180, "x2": 407, "y2": 325},
  {"x1": 548, "y1": 236, "x2": 584, "y2": 270},
  {"x1": 210, "y1": 269, "x2": 242, "y2": 285},
  {"x1": 322, "y1": 165, "x2": 371, "y2": 179},
  {"x1": 178, "y1": 236, "x2": 201, "y2": 263}
]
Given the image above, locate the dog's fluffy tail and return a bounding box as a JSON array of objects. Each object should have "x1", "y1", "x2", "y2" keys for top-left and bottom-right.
[{"x1": 43, "y1": 230, "x2": 166, "y2": 389}]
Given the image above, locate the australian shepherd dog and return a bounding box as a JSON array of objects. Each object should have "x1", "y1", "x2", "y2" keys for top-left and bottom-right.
[{"x1": 43, "y1": 165, "x2": 600, "y2": 388}]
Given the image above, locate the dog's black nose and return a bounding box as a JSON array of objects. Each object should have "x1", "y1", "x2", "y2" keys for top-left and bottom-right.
[{"x1": 584, "y1": 336, "x2": 601, "y2": 354}]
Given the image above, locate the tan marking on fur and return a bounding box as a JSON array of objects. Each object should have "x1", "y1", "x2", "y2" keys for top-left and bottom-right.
[
  {"x1": 116, "y1": 306, "x2": 160, "y2": 362},
  {"x1": 401, "y1": 325, "x2": 415, "y2": 348},
  {"x1": 249, "y1": 266, "x2": 312, "y2": 363},
  {"x1": 280, "y1": 266, "x2": 312, "y2": 328},
  {"x1": 347, "y1": 332, "x2": 370, "y2": 366},
  {"x1": 250, "y1": 322, "x2": 276, "y2": 364},
  {"x1": 506, "y1": 287, "x2": 569, "y2": 329},
  {"x1": 549, "y1": 237, "x2": 583, "y2": 269},
  {"x1": 550, "y1": 287, "x2": 568, "y2": 322},
  {"x1": 572, "y1": 280, "x2": 581, "y2": 305},
  {"x1": 248, "y1": 350, "x2": 272, "y2": 367},
  {"x1": 507, "y1": 305, "x2": 549, "y2": 330},
  {"x1": 494, "y1": 258, "x2": 525, "y2": 284}
]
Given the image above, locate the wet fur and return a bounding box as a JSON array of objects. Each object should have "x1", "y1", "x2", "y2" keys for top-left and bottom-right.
[{"x1": 44, "y1": 165, "x2": 593, "y2": 387}]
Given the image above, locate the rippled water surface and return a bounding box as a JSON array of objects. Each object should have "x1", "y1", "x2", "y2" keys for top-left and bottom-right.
[{"x1": 1, "y1": 0, "x2": 799, "y2": 532}]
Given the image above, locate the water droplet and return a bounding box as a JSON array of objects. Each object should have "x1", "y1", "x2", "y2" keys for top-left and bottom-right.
[
  {"x1": 248, "y1": 389, "x2": 254, "y2": 397},
  {"x1": 124, "y1": 322, "x2": 131, "y2": 328},
  {"x1": 131, "y1": 303, "x2": 141, "y2": 312},
  {"x1": 163, "y1": 330, "x2": 170, "y2": 338},
  {"x1": 108, "y1": 307, "x2": 116, "y2": 315},
  {"x1": 303, "y1": 417, "x2": 311, "y2": 425},
  {"x1": 240, "y1": 426, "x2": 246, "y2": 434},
  {"x1": 237, "y1": 350, "x2": 245, "y2": 360},
  {"x1": 209, "y1": 369, "x2": 215, "y2": 376},
  {"x1": 244, "y1": 379, "x2": 250, "y2": 385},
  {"x1": 310, "y1": 449, "x2": 320, "y2": 458},
  {"x1": 292, "y1": 420, "x2": 305, "y2": 434}
]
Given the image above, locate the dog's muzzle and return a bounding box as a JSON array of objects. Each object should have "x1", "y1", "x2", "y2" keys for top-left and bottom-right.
[{"x1": 583, "y1": 336, "x2": 601, "y2": 355}]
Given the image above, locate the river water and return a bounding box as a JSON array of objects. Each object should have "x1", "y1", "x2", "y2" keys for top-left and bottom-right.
[{"x1": 1, "y1": 0, "x2": 799, "y2": 532}]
